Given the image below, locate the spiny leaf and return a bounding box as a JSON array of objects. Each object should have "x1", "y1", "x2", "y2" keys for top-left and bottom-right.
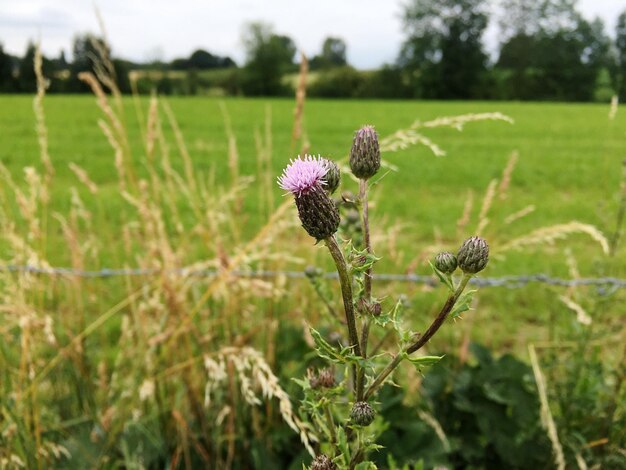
[
  {"x1": 402, "y1": 353, "x2": 444, "y2": 372},
  {"x1": 450, "y1": 290, "x2": 476, "y2": 320},
  {"x1": 429, "y1": 261, "x2": 454, "y2": 292}
]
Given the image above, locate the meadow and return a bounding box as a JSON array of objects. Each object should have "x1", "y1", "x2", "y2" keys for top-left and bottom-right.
[{"x1": 0, "y1": 89, "x2": 625, "y2": 468}]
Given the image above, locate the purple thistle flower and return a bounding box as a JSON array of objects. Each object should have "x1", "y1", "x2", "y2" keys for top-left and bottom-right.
[
  {"x1": 278, "y1": 154, "x2": 340, "y2": 240},
  {"x1": 278, "y1": 155, "x2": 328, "y2": 197}
]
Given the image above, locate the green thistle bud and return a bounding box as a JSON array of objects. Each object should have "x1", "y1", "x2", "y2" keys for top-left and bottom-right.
[
  {"x1": 320, "y1": 158, "x2": 341, "y2": 194},
  {"x1": 350, "y1": 125, "x2": 380, "y2": 180},
  {"x1": 350, "y1": 401, "x2": 375, "y2": 426},
  {"x1": 311, "y1": 454, "x2": 336, "y2": 470},
  {"x1": 457, "y1": 236, "x2": 489, "y2": 274},
  {"x1": 434, "y1": 252, "x2": 458, "y2": 274}
]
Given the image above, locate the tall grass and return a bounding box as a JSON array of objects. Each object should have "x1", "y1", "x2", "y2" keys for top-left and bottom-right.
[{"x1": 1, "y1": 40, "x2": 624, "y2": 469}]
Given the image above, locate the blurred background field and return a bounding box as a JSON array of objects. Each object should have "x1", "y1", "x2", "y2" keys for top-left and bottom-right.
[
  {"x1": 2, "y1": 0, "x2": 626, "y2": 467},
  {"x1": 1, "y1": 90, "x2": 624, "y2": 467}
]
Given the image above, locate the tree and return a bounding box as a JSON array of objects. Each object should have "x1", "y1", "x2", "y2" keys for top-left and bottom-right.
[
  {"x1": 496, "y1": 1, "x2": 611, "y2": 101},
  {"x1": 0, "y1": 44, "x2": 16, "y2": 92},
  {"x1": 183, "y1": 49, "x2": 235, "y2": 70},
  {"x1": 67, "y1": 34, "x2": 131, "y2": 94},
  {"x1": 310, "y1": 37, "x2": 347, "y2": 70},
  {"x1": 615, "y1": 10, "x2": 626, "y2": 99},
  {"x1": 398, "y1": 0, "x2": 489, "y2": 99},
  {"x1": 17, "y1": 42, "x2": 39, "y2": 92},
  {"x1": 497, "y1": 0, "x2": 580, "y2": 42},
  {"x1": 240, "y1": 22, "x2": 296, "y2": 96}
]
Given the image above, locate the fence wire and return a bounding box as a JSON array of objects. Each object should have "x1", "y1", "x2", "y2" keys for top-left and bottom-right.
[{"x1": 1, "y1": 264, "x2": 626, "y2": 290}]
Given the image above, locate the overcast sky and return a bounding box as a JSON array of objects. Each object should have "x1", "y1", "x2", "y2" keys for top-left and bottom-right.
[{"x1": 0, "y1": 0, "x2": 624, "y2": 69}]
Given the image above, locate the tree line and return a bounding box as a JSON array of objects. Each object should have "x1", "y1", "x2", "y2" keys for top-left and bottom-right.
[{"x1": 1, "y1": 0, "x2": 626, "y2": 101}]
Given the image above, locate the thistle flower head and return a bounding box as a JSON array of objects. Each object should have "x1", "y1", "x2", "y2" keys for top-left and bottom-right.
[
  {"x1": 310, "y1": 368, "x2": 336, "y2": 389},
  {"x1": 278, "y1": 155, "x2": 328, "y2": 196},
  {"x1": 279, "y1": 155, "x2": 340, "y2": 240},
  {"x1": 319, "y1": 158, "x2": 341, "y2": 194},
  {"x1": 311, "y1": 454, "x2": 336, "y2": 470},
  {"x1": 350, "y1": 401, "x2": 375, "y2": 426},
  {"x1": 350, "y1": 125, "x2": 381, "y2": 180},
  {"x1": 457, "y1": 236, "x2": 489, "y2": 274},
  {"x1": 434, "y1": 252, "x2": 458, "y2": 274}
]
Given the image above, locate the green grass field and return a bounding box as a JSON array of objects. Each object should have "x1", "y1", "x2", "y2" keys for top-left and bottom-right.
[
  {"x1": 1, "y1": 95, "x2": 623, "y2": 269},
  {"x1": 1, "y1": 94, "x2": 624, "y2": 346}
]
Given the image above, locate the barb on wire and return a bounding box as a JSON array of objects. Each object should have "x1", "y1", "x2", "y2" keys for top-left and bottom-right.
[{"x1": 1, "y1": 264, "x2": 626, "y2": 290}]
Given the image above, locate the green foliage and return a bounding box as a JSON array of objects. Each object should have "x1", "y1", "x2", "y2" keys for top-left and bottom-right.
[
  {"x1": 495, "y1": 1, "x2": 612, "y2": 101},
  {"x1": 377, "y1": 344, "x2": 552, "y2": 469},
  {"x1": 0, "y1": 43, "x2": 17, "y2": 92},
  {"x1": 399, "y1": 0, "x2": 489, "y2": 99},
  {"x1": 308, "y1": 66, "x2": 366, "y2": 98},
  {"x1": 310, "y1": 37, "x2": 348, "y2": 70},
  {"x1": 614, "y1": 10, "x2": 626, "y2": 100},
  {"x1": 240, "y1": 22, "x2": 296, "y2": 96}
]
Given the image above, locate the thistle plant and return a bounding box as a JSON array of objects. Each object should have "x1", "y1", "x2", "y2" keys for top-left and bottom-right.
[{"x1": 279, "y1": 129, "x2": 489, "y2": 469}]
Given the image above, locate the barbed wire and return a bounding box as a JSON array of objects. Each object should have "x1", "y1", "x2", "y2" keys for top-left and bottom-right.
[{"x1": 1, "y1": 264, "x2": 625, "y2": 290}]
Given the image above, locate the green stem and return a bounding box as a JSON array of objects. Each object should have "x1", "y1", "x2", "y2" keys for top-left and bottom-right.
[
  {"x1": 364, "y1": 273, "x2": 472, "y2": 401},
  {"x1": 356, "y1": 178, "x2": 372, "y2": 401},
  {"x1": 325, "y1": 236, "x2": 361, "y2": 359}
]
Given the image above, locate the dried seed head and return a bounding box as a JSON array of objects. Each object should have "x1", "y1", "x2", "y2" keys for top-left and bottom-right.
[
  {"x1": 350, "y1": 125, "x2": 380, "y2": 180},
  {"x1": 311, "y1": 454, "x2": 336, "y2": 470},
  {"x1": 320, "y1": 158, "x2": 341, "y2": 194},
  {"x1": 350, "y1": 401, "x2": 375, "y2": 426},
  {"x1": 457, "y1": 236, "x2": 489, "y2": 274},
  {"x1": 310, "y1": 368, "x2": 336, "y2": 389},
  {"x1": 279, "y1": 155, "x2": 340, "y2": 240},
  {"x1": 434, "y1": 252, "x2": 458, "y2": 274}
]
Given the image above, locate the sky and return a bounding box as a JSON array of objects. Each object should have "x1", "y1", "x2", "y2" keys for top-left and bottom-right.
[{"x1": 0, "y1": 0, "x2": 624, "y2": 69}]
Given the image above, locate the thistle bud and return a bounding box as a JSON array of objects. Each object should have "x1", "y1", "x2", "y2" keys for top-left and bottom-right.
[
  {"x1": 311, "y1": 454, "x2": 336, "y2": 470},
  {"x1": 457, "y1": 236, "x2": 489, "y2": 274},
  {"x1": 345, "y1": 209, "x2": 360, "y2": 225},
  {"x1": 304, "y1": 265, "x2": 322, "y2": 279},
  {"x1": 434, "y1": 252, "x2": 458, "y2": 274},
  {"x1": 278, "y1": 155, "x2": 340, "y2": 240},
  {"x1": 350, "y1": 125, "x2": 380, "y2": 180},
  {"x1": 310, "y1": 368, "x2": 336, "y2": 389},
  {"x1": 350, "y1": 401, "x2": 375, "y2": 426},
  {"x1": 320, "y1": 158, "x2": 341, "y2": 195}
]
